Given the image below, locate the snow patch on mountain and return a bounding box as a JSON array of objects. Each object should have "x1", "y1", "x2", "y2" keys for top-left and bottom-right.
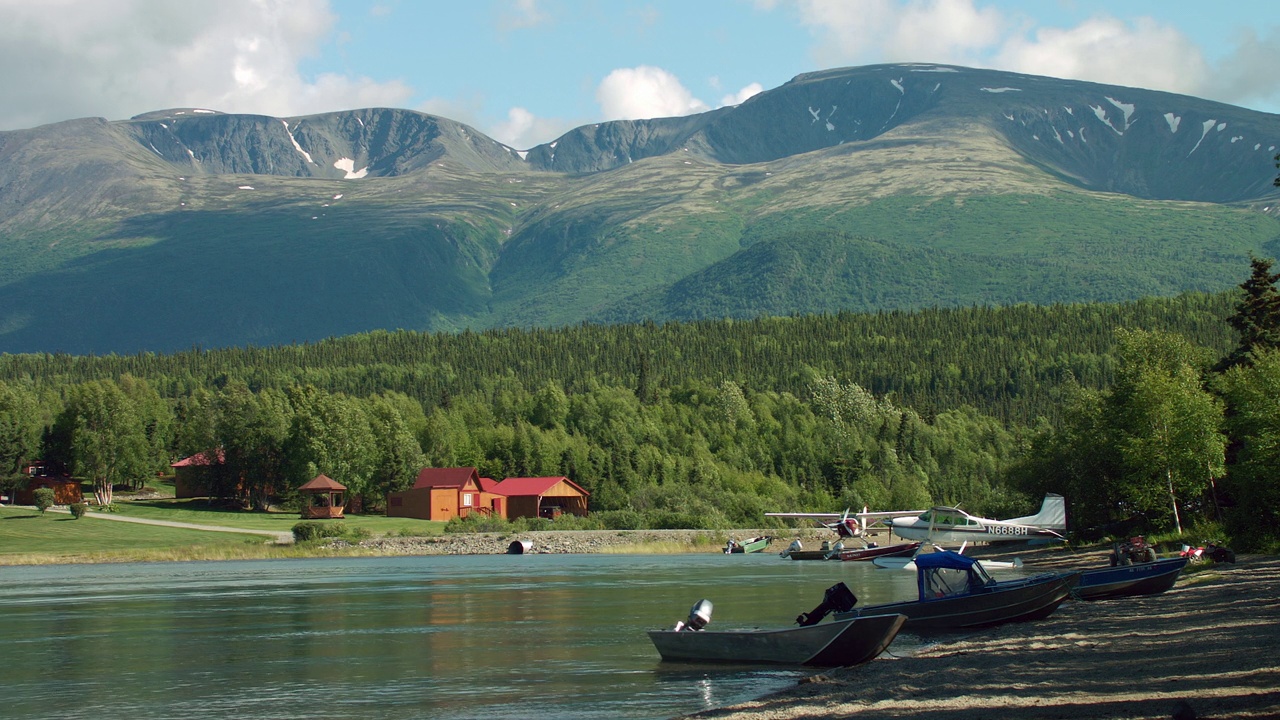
[
  {"x1": 282, "y1": 121, "x2": 315, "y2": 165},
  {"x1": 1188, "y1": 119, "x2": 1216, "y2": 155},
  {"x1": 333, "y1": 158, "x2": 368, "y2": 179},
  {"x1": 1105, "y1": 97, "x2": 1135, "y2": 131},
  {"x1": 1089, "y1": 105, "x2": 1124, "y2": 135}
]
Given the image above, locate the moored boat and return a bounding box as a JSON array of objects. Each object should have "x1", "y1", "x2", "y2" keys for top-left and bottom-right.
[
  {"x1": 648, "y1": 587, "x2": 907, "y2": 667},
  {"x1": 1075, "y1": 556, "x2": 1188, "y2": 600},
  {"x1": 838, "y1": 541, "x2": 921, "y2": 562},
  {"x1": 837, "y1": 550, "x2": 1079, "y2": 633},
  {"x1": 780, "y1": 538, "x2": 843, "y2": 560},
  {"x1": 724, "y1": 535, "x2": 772, "y2": 554}
]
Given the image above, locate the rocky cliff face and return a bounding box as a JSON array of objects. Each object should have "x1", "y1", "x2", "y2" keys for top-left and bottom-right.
[
  {"x1": 123, "y1": 107, "x2": 526, "y2": 178},
  {"x1": 525, "y1": 64, "x2": 1280, "y2": 202}
]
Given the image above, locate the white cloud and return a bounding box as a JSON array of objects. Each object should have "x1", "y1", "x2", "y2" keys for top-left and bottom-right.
[
  {"x1": 497, "y1": 0, "x2": 549, "y2": 34},
  {"x1": 596, "y1": 66, "x2": 710, "y2": 121},
  {"x1": 796, "y1": 0, "x2": 1004, "y2": 66},
  {"x1": 996, "y1": 17, "x2": 1209, "y2": 98},
  {"x1": 720, "y1": 83, "x2": 765, "y2": 107},
  {"x1": 788, "y1": 0, "x2": 1279, "y2": 112},
  {"x1": 1202, "y1": 26, "x2": 1280, "y2": 113},
  {"x1": 489, "y1": 106, "x2": 578, "y2": 149},
  {"x1": 0, "y1": 0, "x2": 412, "y2": 130}
]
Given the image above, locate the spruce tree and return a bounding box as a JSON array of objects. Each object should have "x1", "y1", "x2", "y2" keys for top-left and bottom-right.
[{"x1": 1220, "y1": 256, "x2": 1280, "y2": 370}]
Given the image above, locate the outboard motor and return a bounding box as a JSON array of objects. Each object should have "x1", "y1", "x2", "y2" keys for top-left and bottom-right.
[
  {"x1": 674, "y1": 599, "x2": 713, "y2": 632},
  {"x1": 781, "y1": 539, "x2": 803, "y2": 558},
  {"x1": 795, "y1": 582, "x2": 858, "y2": 627}
]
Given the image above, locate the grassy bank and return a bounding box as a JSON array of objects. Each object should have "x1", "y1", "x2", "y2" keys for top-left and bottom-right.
[
  {"x1": 109, "y1": 498, "x2": 447, "y2": 536},
  {"x1": 0, "y1": 502, "x2": 747, "y2": 565},
  {"x1": 0, "y1": 505, "x2": 271, "y2": 563}
]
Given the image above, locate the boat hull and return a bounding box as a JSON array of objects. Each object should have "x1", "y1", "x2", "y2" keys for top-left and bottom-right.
[
  {"x1": 726, "y1": 536, "x2": 771, "y2": 554},
  {"x1": 839, "y1": 542, "x2": 921, "y2": 562},
  {"x1": 1076, "y1": 557, "x2": 1187, "y2": 601},
  {"x1": 648, "y1": 613, "x2": 907, "y2": 667},
  {"x1": 837, "y1": 572, "x2": 1080, "y2": 633},
  {"x1": 784, "y1": 550, "x2": 837, "y2": 560}
]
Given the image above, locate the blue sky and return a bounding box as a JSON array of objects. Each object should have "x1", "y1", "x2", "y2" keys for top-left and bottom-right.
[{"x1": 2, "y1": 1, "x2": 1277, "y2": 149}]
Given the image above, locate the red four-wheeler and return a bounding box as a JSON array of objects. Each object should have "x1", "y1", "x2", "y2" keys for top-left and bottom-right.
[{"x1": 1110, "y1": 536, "x2": 1157, "y2": 566}]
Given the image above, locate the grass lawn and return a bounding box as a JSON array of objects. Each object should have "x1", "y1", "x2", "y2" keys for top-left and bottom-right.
[
  {"x1": 0, "y1": 505, "x2": 271, "y2": 562},
  {"x1": 109, "y1": 498, "x2": 446, "y2": 537}
]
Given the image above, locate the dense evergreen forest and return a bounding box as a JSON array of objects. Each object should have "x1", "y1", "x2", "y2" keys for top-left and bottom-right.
[{"x1": 2, "y1": 277, "x2": 1278, "y2": 550}]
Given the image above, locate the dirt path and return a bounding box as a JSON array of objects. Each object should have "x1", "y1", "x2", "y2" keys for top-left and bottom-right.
[
  {"x1": 681, "y1": 553, "x2": 1280, "y2": 720},
  {"x1": 39, "y1": 506, "x2": 294, "y2": 544}
]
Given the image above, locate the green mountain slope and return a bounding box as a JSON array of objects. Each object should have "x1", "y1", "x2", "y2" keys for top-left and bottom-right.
[{"x1": 0, "y1": 64, "x2": 1277, "y2": 354}]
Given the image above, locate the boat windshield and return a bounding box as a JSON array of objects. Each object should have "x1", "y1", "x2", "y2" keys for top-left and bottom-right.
[
  {"x1": 970, "y1": 561, "x2": 995, "y2": 586},
  {"x1": 921, "y1": 563, "x2": 995, "y2": 599},
  {"x1": 921, "y1": 567, "x2": 970, "y2": 598}
]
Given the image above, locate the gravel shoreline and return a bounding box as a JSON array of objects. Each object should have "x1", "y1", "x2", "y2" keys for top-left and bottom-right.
[{"x1": 334, "y1": 528, "x2": 832, "y2": 555}]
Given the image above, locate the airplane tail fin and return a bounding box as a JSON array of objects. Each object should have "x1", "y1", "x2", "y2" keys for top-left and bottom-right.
[{"x1": 1008, "y1": 494, "x2": 1066, "y2": 530}]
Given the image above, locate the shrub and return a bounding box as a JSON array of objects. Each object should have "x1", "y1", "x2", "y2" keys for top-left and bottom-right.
[
  {"x1": 445, "y1": 514, "x2": 512, "y2": 534},
  {"x1": 292, "y1": 521, "x2": 348, "y2": 543},
  {"x1": 539, "y1": 513, "x2": 605, "y2": 530},
  {"x1": 510, "y1": 516, "x2": 554, "y2": 532},
  {"x1": 69, "y1": 502, "x2": 89, "y2": 519},
  {"x1": 647, "y1": 509, "x2": 721, "y2": 530},
  {"x1": 33, "y1": 487, "x2": 55, "y2": 514},
  {"x1": 595, "y1": 509, "x2": 643, "y2": 530}
]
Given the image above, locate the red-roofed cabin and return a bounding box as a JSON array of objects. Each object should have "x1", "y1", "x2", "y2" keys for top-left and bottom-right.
[
  {"x1": 16, "y1": 462, "x2": 83, "y2": 505},
  {"x1": 386, "y1": 467, "x2": 506, "y2": 521},
  {"x1": 171, "y1": 450, "x2": 223, "y2": 498},
  {"x1": 490, "y1": 477, "x2": 589, "y2": 520}
]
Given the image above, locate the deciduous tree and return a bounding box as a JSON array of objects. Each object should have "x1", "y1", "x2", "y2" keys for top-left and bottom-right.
[
  {"x1": 0, "y1": 381, "x2": 41, "y2": 479},
  {"x1": 1110, "y1": 329, "x2": 1226, "y2": 534},
  {"x1": 1218, "y1": 349, "x2": 1280, "y2": 541},
  {"x1": 59, "y1": 380, "x2": 150, "y2": 505}
]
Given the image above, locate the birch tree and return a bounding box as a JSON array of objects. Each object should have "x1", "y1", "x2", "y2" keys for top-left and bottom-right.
[
  {"x1": 60, "y1": 380, "x2": 149, "y2": 505},
  {"x1": 1111, "y1": 330, "x2": 1226, "y2": 534}
]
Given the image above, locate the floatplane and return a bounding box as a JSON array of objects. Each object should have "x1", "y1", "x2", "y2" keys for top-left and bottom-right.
[
  {"x1": 765, "y1": 494, "x2": 1067, "y2": 544},
  {"x1": 887, "y1": 494, "x2": 1067, "y2": 545},
  {"x1": 767, "y1": 494, "x2": 1067, "y2": 563}
]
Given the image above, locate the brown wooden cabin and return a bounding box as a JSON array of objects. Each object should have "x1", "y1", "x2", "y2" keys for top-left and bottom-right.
[
  {"x1": 386, "y1": 467, "x2": 506, "y2": 521},
  {"x1": 171, "y1": 451, "x2": 222, "y2": 498},
  {"x1": 299, "y1": 474, "x2": 347, "y2": 519},
  {"x1": 16, "y1": 462, "x2": 83, "y2": 505},
  {"x1": 490, "y1": 476, "x2": 589, "y2": 520}
]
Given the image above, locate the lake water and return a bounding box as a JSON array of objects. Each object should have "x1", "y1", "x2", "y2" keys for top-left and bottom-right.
[{"x1": 0, "y1": 551, "x2": 926, "y2": 720}]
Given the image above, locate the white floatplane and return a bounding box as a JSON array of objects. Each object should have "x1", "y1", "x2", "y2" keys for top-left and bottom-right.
[{"x1": 888, "y1": 494, "x2": 1067, "y2": 545}]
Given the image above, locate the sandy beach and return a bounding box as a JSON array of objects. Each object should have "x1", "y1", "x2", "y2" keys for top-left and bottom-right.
[{"x1": 680, "y1": 548, "x2": 1280, "y2": 720}]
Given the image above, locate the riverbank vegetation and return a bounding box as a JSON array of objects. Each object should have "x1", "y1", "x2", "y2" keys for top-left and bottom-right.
[{"x1": 1, "y1": 259, "x2": 1278, "y2": 553}]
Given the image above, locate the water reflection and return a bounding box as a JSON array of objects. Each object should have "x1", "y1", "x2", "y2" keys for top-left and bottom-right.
[{"x1": 0, "y1": 552, "x2": 925, "y2": 720}]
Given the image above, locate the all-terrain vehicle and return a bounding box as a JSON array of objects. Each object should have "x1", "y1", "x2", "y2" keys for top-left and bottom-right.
[
  {"x1": 1110, "y1": 536, "x2": 1157, "y2": 565},
  {"x1": 1180, "y1": 541, "x2": 1236, "y2": 564}
]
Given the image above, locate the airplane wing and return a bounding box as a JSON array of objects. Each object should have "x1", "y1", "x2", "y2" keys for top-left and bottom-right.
[
  {"x1": 856, "y1": 510, "x2": 925, "y2": 519},
  {"x1": 764, "y1": 512, "x2": 845, "y2": 519}
]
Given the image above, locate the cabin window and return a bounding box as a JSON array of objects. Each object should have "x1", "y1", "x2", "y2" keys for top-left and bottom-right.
[{"x1": 462, "y1": 493, "x2": 474, "y2": 507}]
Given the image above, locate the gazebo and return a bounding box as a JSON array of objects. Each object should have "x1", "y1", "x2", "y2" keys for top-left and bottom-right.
[{"x1": 299, "y1": 474, "x2": 347, "y2": 519}]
